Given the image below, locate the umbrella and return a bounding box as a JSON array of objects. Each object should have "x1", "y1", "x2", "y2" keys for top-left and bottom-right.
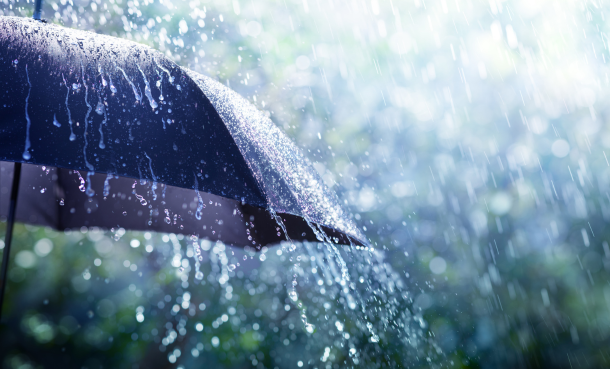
[{"x1": 0, "y1": 15, "x2": 367, "y2": 319}]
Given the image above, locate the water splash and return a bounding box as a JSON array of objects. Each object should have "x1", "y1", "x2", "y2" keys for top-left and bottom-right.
[
  {"x1": 117, "y1": 66, "x2": 142, "y2": 102},
  {"x1": 268, "y1": 207, "x2": 315, "y2": 331},
  {"x1": 22, "y1": 64, "x2": 32, "y2": 160},
  {"x1": 192, "y1": 236, "x2": 204, "y2": 280},
  {"x1": 155, "y1": 69, "x2": 164, "y2": 101},
  {"x1": 135, "y1": 194, "x2": 147, "y2": 206},
  {"x1": 137, "y1": 64, "x2": 158, "y2": 109},
  {"x1": 75, "y1": 171, "x2": 86, "y2": 192},
  {"x1": 52, "y1": 114, "x2": 61, "y2": 127},
  {"x1": 131, "y1": 179, "x2": 148, "y2": 205},
  {"x1": 95, "y1": 101, "x2": 104, "y2": 115},
  {"x1": 194, "y1": 175, "x2": 205, "y2": 220},
  {"x1": 306, "y1": 217, "x2": 350, "y2": 282},
  {"x1": 103, "y1": 173, "x2": 112, "y2": 197},
  {"x1": 86, "y1": 172, "x2": 95, "y2": 197},
  {"x1": 144, "y1": 152, "x2": 157, "y2": 200},
  {"x1": 184, "y1": 72, "x2": 427, "y2": 359},
  {"x1": 61, "y1": 73, "x2": 76, "y2": 141}
]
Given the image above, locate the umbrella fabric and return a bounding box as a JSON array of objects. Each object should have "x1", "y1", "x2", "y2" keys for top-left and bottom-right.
[
  {"x1": 0, "y1": 16, "x2": 366, "y2": 247},
  {"x1": 0, "y1": 163, "x2": 358, "y2": 247}
]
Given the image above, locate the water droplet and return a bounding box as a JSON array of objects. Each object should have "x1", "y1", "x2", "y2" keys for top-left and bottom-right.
[
  {"x1": 135, "y1": 194, "x2": 147, "y2": 206},
  {"x1": 305, "y1": 324, "x2": 315, "y2": 334},
  {"x1": 75, "y1": 171, "x2": 86, "y2": 192},
  {"x1": 95, "y1": 101, "x2": 104, "y2": 115},
  {"x1": 103, "y1": 173, "x2": 112, "y2": 197}
]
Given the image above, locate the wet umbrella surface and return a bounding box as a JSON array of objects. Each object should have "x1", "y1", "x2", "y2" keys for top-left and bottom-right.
[{"x1": 0, "y1": 16, "x2": 365, "y2": 248}]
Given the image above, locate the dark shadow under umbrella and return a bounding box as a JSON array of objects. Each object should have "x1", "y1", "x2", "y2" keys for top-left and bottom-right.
[{"x1": 0, "y1": 15, "x2": 366, "y2": 320}]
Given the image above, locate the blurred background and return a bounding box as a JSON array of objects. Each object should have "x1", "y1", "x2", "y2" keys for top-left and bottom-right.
[{"x1": 2, "y1": 0, "x2": 610, "y2": 368}]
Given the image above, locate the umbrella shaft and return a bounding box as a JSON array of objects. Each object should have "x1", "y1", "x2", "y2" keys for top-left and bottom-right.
[
  {"x1": 0, "y1": 162, "x2": 22, "y2": 322},
  {"x1": 33, "y1": 0, "x2": 43, "y2": 20}
]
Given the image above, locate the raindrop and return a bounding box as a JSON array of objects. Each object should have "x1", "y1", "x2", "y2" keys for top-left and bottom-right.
[
  {"x1": 135, "y1": 194, "x2": 147, "y2": 206},
  {"x1": 75, "y1": 171, "x2": 86, "y2": 192},
  {"x1": 95, "y1": 101, "x2": 104, "y2": 115},
  {"x1": 305, "y1": 324, "x2": 315, "y2": 334},
  {"x1": 103, "y1": 173, "x2": 112, "y2": 197}
]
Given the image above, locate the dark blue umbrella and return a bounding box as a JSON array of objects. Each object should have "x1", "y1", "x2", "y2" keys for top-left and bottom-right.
[{"x1": 0, "y1": 15, "x2": 366, "y2": 319}]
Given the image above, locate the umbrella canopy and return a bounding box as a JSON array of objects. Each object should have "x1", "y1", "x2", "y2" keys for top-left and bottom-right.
[{"x1": 0, "y1": 16, "x2": 366, "y2": 248}]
